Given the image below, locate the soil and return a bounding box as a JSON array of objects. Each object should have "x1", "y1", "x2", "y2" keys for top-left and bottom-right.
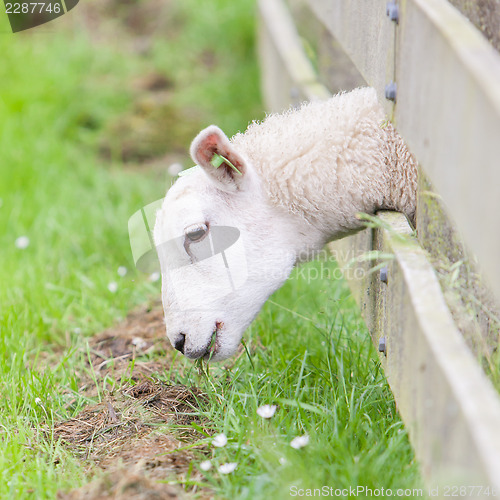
[
  {"x1": 60, "y1": 469, "x2": 181, "y2": 500},
  {"x1": 83, "y1": 305, "x2": 171, "y2": 389},
  {"x1": 53, "y1": 305, "x2": 212, "y2": 499}
]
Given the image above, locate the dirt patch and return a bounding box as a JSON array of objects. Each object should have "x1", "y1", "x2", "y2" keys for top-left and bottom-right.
[
  {"x1": 55, "y1": 305, "x2": 212, "y2": 499},
  {"x1": 87, "y1": 0, "x2": 178, "y2": 38},
  {"x1": 99, "y1": 90, "x2": 201, "y2": 163},
  {"x1": 54, "y1": 379, "x2": 206, "y2": 468},
  {"x1": 59, "y1": 468, "x2": 182, "y2": 500},
  {"x1": 71, "y1": 304, "x2": 172, "y2": 401},
  {"x1": 89, "y1": 305, "x2": 168, "y2": 365},
  {"x1": 34, "y1": 304, "x2": 172, "y2": 398},
  {"x1": 74, "y1": 0, "x2": 178, "y2": 43}
]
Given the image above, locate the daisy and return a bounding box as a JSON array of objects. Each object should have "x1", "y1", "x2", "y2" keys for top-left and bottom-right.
[
  {"x1": 212, "y1": 433, "x2": 228, "y2": 447},
  {"x1": 218, "y1": 462, "x2": 237, "y2": 474},
  {"x1": 256, "y1": 404, "x2": 277, "y2": 419},
  {"x1": 290, "y1": 434, "x2": 309, "y2": 449},
  {"x1": 15, "y1": 236, "x2": 30, "y2": 249},
  {"x1": 149, "y1": 271, "x2": 161, "y2": 282},
  {"x1": 117, "y1": 266, "x2": 128, "y2": 277},
  {"x1": 200, "y1": 460, "x2": 212, "y2": 471},
  {"x1": 131, "y1": 337, "x2": 147, "y2": 350}
]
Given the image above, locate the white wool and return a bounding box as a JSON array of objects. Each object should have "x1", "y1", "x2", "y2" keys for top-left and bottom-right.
[{"x1": 231, "y1": 87, "x2": 417, "y2": 234}]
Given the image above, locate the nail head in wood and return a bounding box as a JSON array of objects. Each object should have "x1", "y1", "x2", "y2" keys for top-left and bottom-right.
[{"x1": 386, "y1": 1, "x2": 399, "y2": 23}]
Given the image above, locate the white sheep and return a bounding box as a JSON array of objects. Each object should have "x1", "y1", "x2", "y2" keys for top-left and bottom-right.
[{"x1": 154, "y1": 87, "x2": 417, "y2": 361}]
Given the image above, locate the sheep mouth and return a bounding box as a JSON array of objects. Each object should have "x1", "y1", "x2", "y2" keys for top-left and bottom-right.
[{"x1": 203, "y1": 321, "x2": 223, "y2": 361}]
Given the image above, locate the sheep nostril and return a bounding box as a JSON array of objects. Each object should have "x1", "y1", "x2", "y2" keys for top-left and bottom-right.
[{"x1": 174, "y1": 333, "x2": 186, "y2": 354}]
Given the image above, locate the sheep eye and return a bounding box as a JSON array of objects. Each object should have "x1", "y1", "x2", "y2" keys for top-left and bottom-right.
[{"x1": 185, "y1": 224, "x2": 208, "y2": 242}]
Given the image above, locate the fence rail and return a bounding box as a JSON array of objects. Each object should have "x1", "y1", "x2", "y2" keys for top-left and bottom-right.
[
  {"x1": 258, "y1": 0, "x2": 500, "y2": 495},
  {"x1": 306, "y1": 0, "x2": 500, "y2": 302}
]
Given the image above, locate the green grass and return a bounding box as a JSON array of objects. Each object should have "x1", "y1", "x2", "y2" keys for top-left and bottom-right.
[
  {"x1": 0, "y1": 1, "x2": 422, "y2": 498},
  {"x1": 0, "y1": 11, "x2": 165, "y2": 498},
  {"x1": 164, "y1": 260, "x2": 423, "y2": 498},
  {"x1": 148, "y1": 0, "x2": 263, "y2": 136}
]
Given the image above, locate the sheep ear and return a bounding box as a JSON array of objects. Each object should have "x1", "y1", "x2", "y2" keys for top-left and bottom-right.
[{"x1": 190, "y1": 125, "x2": 249, "y2": 192}]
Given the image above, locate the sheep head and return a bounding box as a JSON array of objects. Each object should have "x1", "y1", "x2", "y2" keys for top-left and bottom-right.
[{"x1": 153, "y1": 126, "x2": 302, "y2": 361}]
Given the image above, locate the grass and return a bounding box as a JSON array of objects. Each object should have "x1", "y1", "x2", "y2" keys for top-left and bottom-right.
[
  {"x1": 0, "y1": 12, "x2": 165, "y2": 498},
  {"x1": 164, "y1": 260, "x2": 422, "y2": 498},
  {"x1": 0, "y1": 1, "x2": 422, "y2": 498}
]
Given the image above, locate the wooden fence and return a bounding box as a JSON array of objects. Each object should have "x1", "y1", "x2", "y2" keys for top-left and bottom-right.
[{"x1": 257, "y1": 0, "x2": 500, "y2": 496}]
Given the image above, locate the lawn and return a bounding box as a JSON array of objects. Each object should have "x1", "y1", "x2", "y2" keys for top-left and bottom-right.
[
  {"x1": 166, "y1": 260, "x2": 423, "y2": 498},
  {"x1": 0, "y1": 1, "x2": 423, "y2": 498}
]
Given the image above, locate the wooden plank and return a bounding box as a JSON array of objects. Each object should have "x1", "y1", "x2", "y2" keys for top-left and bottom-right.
[
  {"x1": 304, "y1": 0, "x2": 499, "y2": 368},
  {"x1": 305, "y1": 0, "x2": 500, "y2": 302},
  {"x1": 258, "y1": 0, "x2": 500, "y2": 493},
  {"x1": 286, "y1": 0, "x2": 367, "y2": 94},
  {"x1": 377, "y1": 213, "x2": 500, "y2": 492},
  {"x1": 332, "y1": 214, "x2": 500, "y2": 493},
  {"x1": 416, "y1": 172, "x2": 500, "y2": 356},
  {"x1": 257, "y1": 0, "x2": 330, "y2": 112},
  {"x1": 395, "y1": 0, "x2": 500, "y2": 302},
  {"x1": 329, "y1": 229, "x2": 376, "y2": 333},
  {"x1": 305, "y1": 0, "x2": 396, "y2": 115}
]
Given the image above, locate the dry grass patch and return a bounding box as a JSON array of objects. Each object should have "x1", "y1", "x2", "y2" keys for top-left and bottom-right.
[
  {"x1": 55, "y1": 306, "x2": 212, "y2": 499},
  {"x1": 59, "y1": 467, "x2": 181, "y2": 500}
]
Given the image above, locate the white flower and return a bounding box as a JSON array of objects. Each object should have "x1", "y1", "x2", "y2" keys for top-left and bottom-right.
[
  {"x1": 73, "y1": 327, "x2": 82, "y2": 335},
  {"x1": 107, "y1": 282, "x2": 118, "y2": 293},
  {"x1": 15, "y1": 236, "x2": 30, "y2": 249},
  {"x1": 168, "y1": 163, "x2": 184, "y2": 176},
  {"x1": 256, "y1": 404, "x2": 277, "y2": 419},
  {"x1": 218, "y1": 462, "x2": 237, "y2": 474},
  {"x1": 212, "y1": 433, "x2": 228, "y2": 447},
  {"x1": 290, "y1": 434, "x2": 309, "y2": 449},
  {"x1": 149, "y1": 271, "x2": 160, "y2": 282},
  {"x1": 117, "y1": 266, "x2": 128, "y2": 277},
  {"x1": 131, "y1": 337, "x2": 147, "y2": 350},
  {"x1": 199, "y1": 460, "x2": 212, "y2": 471},
  {"x1": 35, "y1": 397, "x2": 42, "y2": 405},
  {"x1": 279, "y1": 457, "x2": 287, "y2": 465}
]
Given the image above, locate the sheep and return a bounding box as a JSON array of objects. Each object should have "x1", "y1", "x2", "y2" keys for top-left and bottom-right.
[{"x1": 153, "y1": 87, "x2": 417, "y2": 361}]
